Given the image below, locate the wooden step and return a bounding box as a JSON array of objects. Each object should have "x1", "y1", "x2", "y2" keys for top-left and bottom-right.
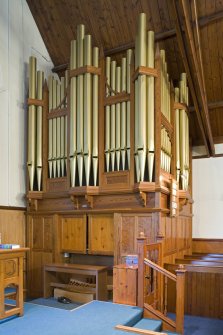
[{"x1": 133, "y1": 318, "x2": 162, "y2": 332}]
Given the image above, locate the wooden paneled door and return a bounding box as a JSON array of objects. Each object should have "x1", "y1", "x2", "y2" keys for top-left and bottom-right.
[
  {"x1": 88, "y1": 214, "x2": 114, "y2": 255},
  {"x1": 114, "y1": 213, "x2": 158, "y2": 264},
  {"x1": 60, "y1": 215, "x2": 87, "y2": 253}
]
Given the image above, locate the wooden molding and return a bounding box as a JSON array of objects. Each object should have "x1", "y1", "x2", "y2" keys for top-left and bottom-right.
[{"x1": 28, "y1": 98, "x2": 44, "y2": 107}]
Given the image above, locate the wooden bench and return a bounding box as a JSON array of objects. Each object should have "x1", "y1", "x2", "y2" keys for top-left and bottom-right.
[
  {"x1": 44, "y1": 263, "x2": 108, "y2": 301},
  {"x1": 165, "y1": 262, "x2": 223, "y2": 318}
]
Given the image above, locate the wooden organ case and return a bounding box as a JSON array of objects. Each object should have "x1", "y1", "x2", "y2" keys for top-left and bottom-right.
[{"x1": 26, "y1": 13, "x2": 192, "y2": 298}]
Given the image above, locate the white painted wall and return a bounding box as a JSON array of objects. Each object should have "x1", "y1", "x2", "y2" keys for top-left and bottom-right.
[
  {"x1": 0, "y1": 0, "x2": 54, "y2": 207},
  {"x1": 193, "y1": 157, "x2": 223, "y2": 238}
]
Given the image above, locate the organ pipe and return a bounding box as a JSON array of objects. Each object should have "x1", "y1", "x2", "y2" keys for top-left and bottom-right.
[
  {"x1": 28, "y1": 56, "x2": 37, "y2": 191},
  {"x1": 121, "y1": 57, "x2": 127, "y2": 170},
  {"x1": 36, "y1": 70, "x2": 44, "y2": 191},
  {"x1": 92, "y1": 47, "x2": 99, "y2": 186},
  {"x1": 83, "y1": 34, "x2": 92, "y2": 186},
  {"x1": 105, "y1": 57, "x2": 111, "y2": 172},
  {"x1": 77, "y1": 24, "x2": 85, "y2": 186},
  {"x1": 126, "y1": 49, "x2": 132, "y2": 170}
]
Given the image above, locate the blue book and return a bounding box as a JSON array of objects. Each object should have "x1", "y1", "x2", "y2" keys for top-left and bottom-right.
[{"x1": 0, "y1": 244, "x2": 20, "y2": 249}]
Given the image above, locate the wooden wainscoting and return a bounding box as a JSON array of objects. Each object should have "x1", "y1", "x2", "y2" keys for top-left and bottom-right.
[{"x1": 192, "y1": 238, "x2": 223, "y2": 254}]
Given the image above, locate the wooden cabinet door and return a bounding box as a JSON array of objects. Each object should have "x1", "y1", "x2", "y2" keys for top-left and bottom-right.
[
  {"x1": 88, "y1": 214, "x2": 114, "y2": 255},
  {"x1": 60, "y1": 215, "x2": 87, "y2": 253}
]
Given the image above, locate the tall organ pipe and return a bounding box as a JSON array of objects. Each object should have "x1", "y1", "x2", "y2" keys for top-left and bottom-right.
[
  {"x1": 36, "y1": 70, "x2": 44, "y2": 190},
  {"x1": 92, "y1": 47, "x2": 99, "y2": 186},
  {"x1": 147, "y1": 30, "x2": 155, "y2": 182},
  {"x1": 83, "y1": 35, "x2": 92, "y2": 186},
  {"x1": 28, "y1": 56, "x2": 37, "y2": 191},
  {"x1": 105, "y1": 57, "x2": 111, "y2": 172},
  {"x1": 70, "y1": 40, "x2": 77, "y2": 187},
  {"x1": 77, "y1": 24, "x2": 85, "y2": 186}
]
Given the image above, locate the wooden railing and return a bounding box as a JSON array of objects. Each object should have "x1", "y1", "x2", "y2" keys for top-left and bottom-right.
[{"x1": 137, "y1": 237, "x2": 186, "y2": 334}]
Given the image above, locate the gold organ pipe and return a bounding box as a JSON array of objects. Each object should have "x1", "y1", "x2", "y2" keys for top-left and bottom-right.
[
  {"x1": 179, "y1": 74, "x2": 186, "y2": 189},
  {"x1": 65, "y1": 70, "x2": 69, "y2": 171},
  {"x1": 105, "y1": 57, "x2": 111, "y2": 172},
  {"x1": 137, "y1": 13, "x2": 147, "y2": 182},
  {"x1": 147, "y1": 30, "x2": 155, "y2": 182},
  {"x1": 84, "y1": 34, "x2": 92, "y2": 186},
  {"x1": 70, "y1": 40, "x2": 77, "y2": 187},
  {"x1": 92, "y1": 47, "x2": 99, "y2": 186},
  {"x1": 135, "y1": 34, "x2": 140, "y2": 182},
  {"x1": 52, "y1": 78, "x2": 57, "y2": 177},
  {"x1": 28, "y1": 56, "x2": 36, "y2": 191},
  {"x1": 175, "y1": 87, "x2": 180, "y2": 183},
  {"x1": 56, "y1": 81, "x2": 61, "y2": 177},
  {"x1": 115, "y1": 66, "x2": 121, "y2": 171},
  {"x1": 77, "y1": 24, "x2": 85, "y2": 186},
  {"x1": 36, "y1": 70, "x2": 44, "y2": 191},
  {"x1": 126, "y1": 49, "x2": 132, "y2": 170},
  {"x1": 110, "y1": 60, "x2": 116, "y2": 171},
  {"x1": 121, "y1": 57, "x2": 127, "y2": 170},
  {"x1": 60, "y1": 76, "x2": 65, "y2": 176},
  {"x1": 48, "y1": 75, "x2": 53, "y2": 178}
]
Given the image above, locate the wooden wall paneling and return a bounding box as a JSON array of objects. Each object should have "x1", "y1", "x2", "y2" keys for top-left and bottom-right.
[
  {"x1": 27, "y1": 214, "x2": 55, "y2": 297},
  {"x1": 88, "y1": 214, "x2": 114, "y2": 255},
  {"x1": 60, "y1": 215, "x2": 87, "y2": 253},
  {"x1": 165, "y1": 263, "x2": 223, "y2": 319},
  {"x1": 192, "y1": 238, "x2": 223, "y2": 254}
]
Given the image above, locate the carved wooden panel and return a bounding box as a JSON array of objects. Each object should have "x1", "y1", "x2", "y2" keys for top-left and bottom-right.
[
  {"x1": 88, "y1": 214, "x2": 114, "y2": 255},
  {"x1": 114, "y1": 213, "x2": 155, "y2": 264},
  {"x1": 60, "y1": 215, "x2": 87, "y2": 253}
]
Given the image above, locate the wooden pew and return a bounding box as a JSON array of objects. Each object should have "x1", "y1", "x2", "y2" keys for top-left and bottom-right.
[
  {"x1": 165, "y1": 263, "x2": 223, "y2": 319},
  {"x1": 174, "y1": 258, "x2": 223, "y2": 267},
  {"x1": 184, "y1": 254, "x2": 223, "y2": 261}
]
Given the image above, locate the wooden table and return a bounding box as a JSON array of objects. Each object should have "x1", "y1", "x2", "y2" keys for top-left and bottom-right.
[
  {"x1": 44, "y1": 263, "x2": 108, "y2": 301},
  {"x1": 0, "y1": 248, "x2": 29, "y2": 320}
]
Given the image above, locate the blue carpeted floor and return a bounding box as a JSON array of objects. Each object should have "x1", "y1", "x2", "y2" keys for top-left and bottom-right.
[
  {"x1": 0, "y1": 300, "x2": 223, "y2": 335},
  {"x1": 0, "y1": 300, "x2": 143, "y2": 335}
]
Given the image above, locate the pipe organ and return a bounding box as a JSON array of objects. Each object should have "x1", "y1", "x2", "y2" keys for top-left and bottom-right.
[
  {"x1": 26, "y1": 13, "x2": 192, "y2": 301},
  {"x1": 27, "y1": 11, "x2": 191, "y2": 205}
]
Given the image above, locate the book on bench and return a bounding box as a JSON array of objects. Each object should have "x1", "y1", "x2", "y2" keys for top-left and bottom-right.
[{"x1": 0, "y1": 244, "x2": 20, "y2": 249}]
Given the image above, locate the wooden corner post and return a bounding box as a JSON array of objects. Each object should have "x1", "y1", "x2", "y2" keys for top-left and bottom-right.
[
  {"x1": 175, "y1": 264, "x2": 186, "y2": 334},
  {"x1": 137, "y1": 233, "x2": 146, "y2": 308}
]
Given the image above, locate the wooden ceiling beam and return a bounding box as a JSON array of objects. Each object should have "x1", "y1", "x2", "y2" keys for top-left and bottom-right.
[
  {"x1": 180, "y1": 0, "x2": 215, "y2": 155},
  {"x1": 190, "y1": 99, "x2": 223, "y2": 112},
  {"x1": 199, "y1": 9, "x2": 223, "y2": 28},
  {"x1": 171, "y1": 0, "x2": 211, "y2": 156}
]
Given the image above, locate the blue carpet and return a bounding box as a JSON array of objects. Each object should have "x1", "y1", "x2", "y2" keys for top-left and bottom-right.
[
  {"x1": 1, "y1": 300, "x2": 223, "y2": 335},
  {"x1": 30, "y1": 297, "x2": 82, "y2": 310},
  {"x1": 0, "y1": 300, "x2": 143, "y2": 335}
]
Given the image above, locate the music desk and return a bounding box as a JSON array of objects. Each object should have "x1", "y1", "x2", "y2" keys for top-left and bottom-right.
[
  {"x1": 0, "y1": 248, "x2": 29, "y2": 320},
  {"x1": 44, "y1": 263, "x2": 108, "y2": 301}
]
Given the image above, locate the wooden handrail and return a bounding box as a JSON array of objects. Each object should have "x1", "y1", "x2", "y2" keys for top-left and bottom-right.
[
  {"x1": 137, "y1": 237, "x2": 186, "y2": 334},
  {"x1": 115, "y1": 325, "x2": 168, "y2": 335},
  {"x1": 144, "y1": 258, "x2": 176, "y2": 282}
]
